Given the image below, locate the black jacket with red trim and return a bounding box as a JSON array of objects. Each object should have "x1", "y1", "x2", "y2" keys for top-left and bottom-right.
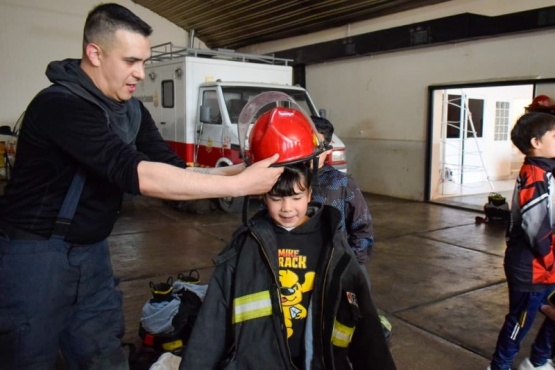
[{"x1": 505, "y1": 156, "x2": 555, "y2": 291}]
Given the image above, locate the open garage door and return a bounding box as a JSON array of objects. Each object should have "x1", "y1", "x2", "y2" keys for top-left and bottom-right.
[{"x1": 426, "y1": 79, "x2": 555, "y2": 210}]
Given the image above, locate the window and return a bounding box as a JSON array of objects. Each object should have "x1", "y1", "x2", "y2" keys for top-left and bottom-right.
[
  {"x1": 221, "y1": 87, "x2": 318, "y2": 124},
  {"x1": 161, "y1": 80, "x2": 174, "y2": 108},
  {"x1": 494, "y1": 101, "x2": 510, "y2": 141},
  {"x1": 202, "y1": 90, "x2": 221, "y2": 124}
]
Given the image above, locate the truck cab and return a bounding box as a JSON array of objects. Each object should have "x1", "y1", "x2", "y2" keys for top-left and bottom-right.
[{"x1": 195, "y1": 82, "x2": 347, "y2": 170}]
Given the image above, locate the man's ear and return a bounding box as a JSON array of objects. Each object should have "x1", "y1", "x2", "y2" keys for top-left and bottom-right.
[{"x1": 85, "y1": 43, "x2": 102, "y2": 67}]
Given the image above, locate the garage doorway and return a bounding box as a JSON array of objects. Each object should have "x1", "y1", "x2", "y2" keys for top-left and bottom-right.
[{"x1": 426, "y1": 79, "x2": 555, "y2": 211}]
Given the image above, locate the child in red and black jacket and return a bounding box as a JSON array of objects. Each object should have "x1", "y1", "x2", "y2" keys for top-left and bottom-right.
[{"x1": 489, "y1": 112, "x2": 555, "y2": 370}]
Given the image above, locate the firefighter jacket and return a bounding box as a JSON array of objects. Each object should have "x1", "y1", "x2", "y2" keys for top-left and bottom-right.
[
  {"x1": 180, "y1": 204, "x2": 396, "y2": 370},
  {"x1": 505, "y1": 156, "x2": 555, "y2": 291}
]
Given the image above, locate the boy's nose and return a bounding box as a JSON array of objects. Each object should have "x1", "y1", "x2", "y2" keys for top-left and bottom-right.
[{"x1": 280, "y1": 199, "x2": 293, "y2": 212}]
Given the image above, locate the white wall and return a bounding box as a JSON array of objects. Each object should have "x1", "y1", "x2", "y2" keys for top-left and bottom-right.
[
  {"x1": 0, "y1": 0, "x2": 195, "y2": 127},
  {"x1": 240, "y1": 0, "x2": 555, "y2": 200},
  {"x1": 305, "y1": 32, "x2": 555, "y2": 200}
]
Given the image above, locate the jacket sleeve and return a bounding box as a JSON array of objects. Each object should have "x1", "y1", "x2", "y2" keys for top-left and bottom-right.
[
  {"x1": 25, "y1": 91, "x2": 149, "y2": 194},
  {"x1": 180, "y1": 244, "x2": 238, "y2": 369},
  {"x1": 348, "y1": 263, "x2": 396, "y2": 370},
  {"x1": 344, "y1": 175, "x2": 374, "y2": 264},
  {"x1": 519, "y1": 167, "x2": 553, "y2": 259}
]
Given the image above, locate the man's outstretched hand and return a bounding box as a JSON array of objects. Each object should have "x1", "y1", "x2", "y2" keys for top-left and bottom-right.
[{"x1": 237, "y1": 154, "x2": 284, "y2": 196}]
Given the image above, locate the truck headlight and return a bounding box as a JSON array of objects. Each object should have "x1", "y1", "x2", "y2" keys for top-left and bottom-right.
[{"x1": 330, "y1": 149, "x2": 346, "y2": 164}]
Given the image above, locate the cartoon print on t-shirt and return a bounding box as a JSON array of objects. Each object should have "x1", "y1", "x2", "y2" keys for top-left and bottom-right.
[{"x1": 278, "y1": 269, "x2": 315, "y2": 338}]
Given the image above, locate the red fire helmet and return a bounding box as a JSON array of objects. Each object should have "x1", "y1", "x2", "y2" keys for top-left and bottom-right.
[
  {"x1": 248, "y1": 107, "x2": 322, "y2": 165},
  {"x1": 530, "y1": 95, "x2": 554, "y2": 107}
]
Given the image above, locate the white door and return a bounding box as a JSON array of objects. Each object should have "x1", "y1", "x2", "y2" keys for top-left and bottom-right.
[
  {"x1": 158, "y1": 69, "x2": 177, "y2": 143},
  {"x1": 195, "y1": 88, "x2": 224, "y2": 167}
]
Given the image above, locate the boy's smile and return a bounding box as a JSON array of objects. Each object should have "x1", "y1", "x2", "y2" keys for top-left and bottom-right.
[{"x1": 264, "y1": 184, "x2": 312, "y2": 229}]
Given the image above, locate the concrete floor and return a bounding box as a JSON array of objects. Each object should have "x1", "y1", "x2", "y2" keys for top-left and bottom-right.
[{"x1": 109, "y1": 192, "x2": 548, "y2": 370}]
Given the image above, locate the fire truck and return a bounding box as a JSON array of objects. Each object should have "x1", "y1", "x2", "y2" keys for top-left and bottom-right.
[{"x1": 135, "y1": 43, "x2": 347, "y2": 212}]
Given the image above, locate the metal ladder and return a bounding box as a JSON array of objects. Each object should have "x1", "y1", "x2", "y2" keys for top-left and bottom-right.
[{"x1": 440, "y1": 90, "x2": 493, "y2": 192}]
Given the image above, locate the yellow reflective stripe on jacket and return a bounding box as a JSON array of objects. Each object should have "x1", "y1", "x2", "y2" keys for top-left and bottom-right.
[
  {"x1": 233, "y1": 291, "x2": 272, "y2": 324},
  {"x1": 331, "y1": 320, "x2": 355, "y2": 348}
]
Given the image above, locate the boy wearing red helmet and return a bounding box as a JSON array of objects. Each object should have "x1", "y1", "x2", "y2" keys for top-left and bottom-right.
[{"x1": 180, "y1": 106, "x2": 396, "y2": 370}]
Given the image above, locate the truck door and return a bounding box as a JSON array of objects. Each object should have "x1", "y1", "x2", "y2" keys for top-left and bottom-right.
[
  {"x1": 142, "y1": 67, "x2": 178, "y2": 147},
  {"x1": 158, "y1": 69, "x2": 178, "y2": 152},
  {"x1": 195, "y1": 88, "x2": 224, "y2": 167},
  {"x1": 159, "y1": 79, "x2": 176, "y2": 140}
]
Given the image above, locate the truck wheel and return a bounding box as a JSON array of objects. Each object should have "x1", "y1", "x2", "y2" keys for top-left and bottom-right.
[{"x1": 218, "y1": 196, "x2": 244, "y2": 213}]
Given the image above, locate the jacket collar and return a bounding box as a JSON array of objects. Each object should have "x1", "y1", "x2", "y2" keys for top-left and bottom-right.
[{"x1": 525, "y1": 156, "x2": 555, "y2": 172}]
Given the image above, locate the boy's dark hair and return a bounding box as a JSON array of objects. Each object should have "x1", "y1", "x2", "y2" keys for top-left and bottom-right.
[
  {"x1": 311, "y1": 116, "x2": 334, "y2": 143},
  {"x1": 511, "y1": 112, "x2": 555, "y2": 155},
  {"x1": 83, "y1": 3, "x2": 152, "y2": 50},
  {"x1": 268, "y1": 163, "x2": 312, "y2": 197}
]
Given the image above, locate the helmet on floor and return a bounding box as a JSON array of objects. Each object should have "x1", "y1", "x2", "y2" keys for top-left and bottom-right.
[{"x1": 248, "y1": 106, "x2": 322, "y2": 166}]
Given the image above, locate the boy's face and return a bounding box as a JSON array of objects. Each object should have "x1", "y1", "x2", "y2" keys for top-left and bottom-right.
[
  {"x1": 264, "y1": 183, "x2": 312, "y2": 229},
  {"x1": 532, "y1": 128, "x2": 555, "y2": 158}
]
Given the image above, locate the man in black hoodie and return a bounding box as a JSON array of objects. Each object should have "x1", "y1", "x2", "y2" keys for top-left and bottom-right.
[{"x1": 0, "y1": 4, "x2": 282, "y2": 369}]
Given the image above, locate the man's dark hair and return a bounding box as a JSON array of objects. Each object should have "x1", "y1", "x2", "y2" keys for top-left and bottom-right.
[
  {"x1": 83, "y1": 3, "x2": 152, "y2": 50},
  {"x1": 511, "y1": 112, "x2": 555, "y2": 155},
  {"x1": 311, "y1": 116, "x2": 334, "y2": 143},
  {"x1": 268, "y1": 163, "x2": 312, "y2": 197}
]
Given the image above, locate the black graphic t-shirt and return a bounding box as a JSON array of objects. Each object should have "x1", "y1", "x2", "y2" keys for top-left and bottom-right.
[{"x1": 273, "y1": 209, "x2": 326, "y2": 366}]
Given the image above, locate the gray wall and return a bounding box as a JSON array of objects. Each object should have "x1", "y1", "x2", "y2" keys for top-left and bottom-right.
[{"x1": 241, "y1": 0, "x2": 555, "y2": 200}]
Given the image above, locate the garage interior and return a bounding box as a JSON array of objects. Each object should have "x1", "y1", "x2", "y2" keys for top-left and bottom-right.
[
  {"x1": 129, "y1": 0, "x2": 555, "y2": 211},
  {"x1": 4, "y1": 1, "x2": 555, "y2": 369},
  {"x1": 119, "y1": 2, "x2": 554, "y2": 368},
  {"x1": 117, "y1": 0, "x2": 548, "y2": 370},
  {"x1": 101, "y1": 190, "x2": 515, "y2": 369}
]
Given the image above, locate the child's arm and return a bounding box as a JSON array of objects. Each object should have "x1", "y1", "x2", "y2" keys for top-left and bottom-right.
[
  {"x1": 344, "y1": 176, "x2": 374, "y2": 264},
  {"x1": 520, "y1": 175, "x2": 553, "y2": 259}
]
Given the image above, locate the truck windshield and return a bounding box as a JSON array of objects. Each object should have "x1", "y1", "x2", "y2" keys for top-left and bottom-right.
[{"x1": 222, "y1": 87, "x2": 318, "y2": 123}]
